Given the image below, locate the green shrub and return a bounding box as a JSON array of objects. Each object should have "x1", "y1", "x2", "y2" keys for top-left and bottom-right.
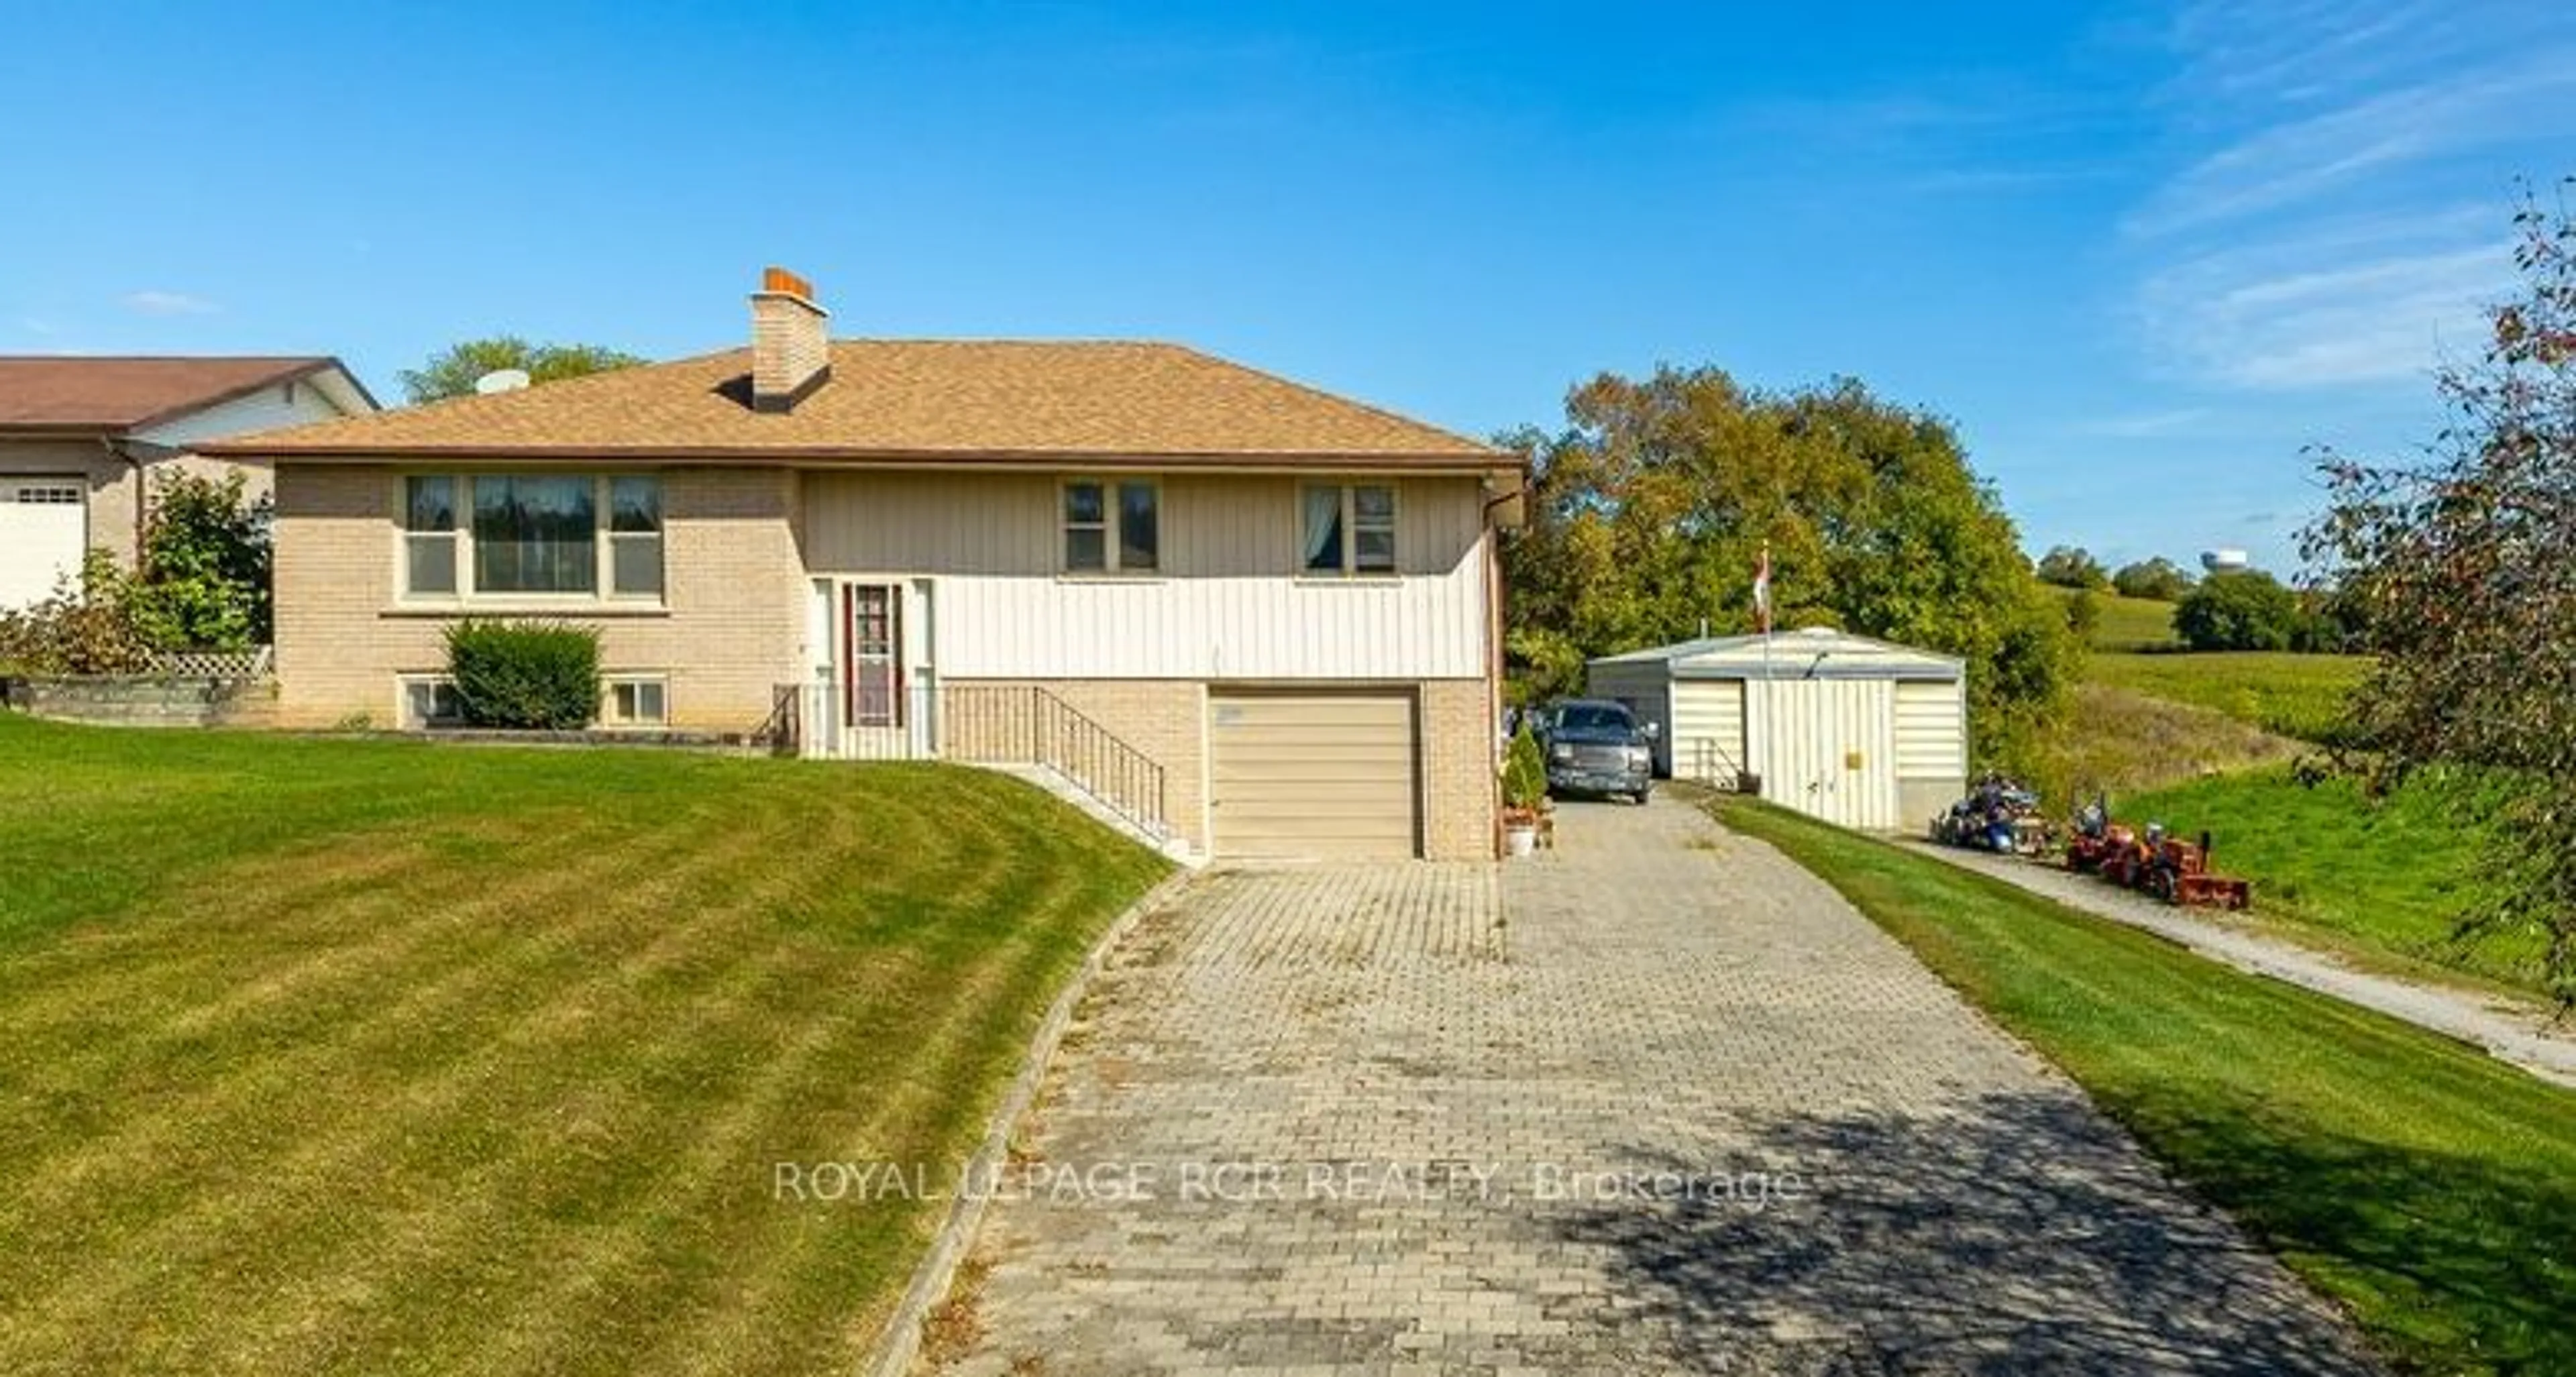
[
  {"x1": 1501, "y1": 722, "x2": 1548, "y2": 812},
  {"x1": 0, "y1": 551, "x2": 156, "y2": 676},
  {"x1": 2174, "y1": 569, "x2": 2305, "y2": 651},
  {"x1": 133, "y1": 470, "x2": 270, "y2": 651},
  {"x1": 442, "y1": 620, "x2": 601, "y2": 729}
]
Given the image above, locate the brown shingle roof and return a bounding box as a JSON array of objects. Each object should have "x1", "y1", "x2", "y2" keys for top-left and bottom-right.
[
  {"x1": 203, "y1": 341, "x2": 1501, "y2": 467},
  {"x1": 0, "y1": 355, "x2": 342, "y2": 431}
]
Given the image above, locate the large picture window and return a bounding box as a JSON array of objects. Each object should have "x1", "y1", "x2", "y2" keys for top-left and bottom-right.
[
  {"x1": 474, "y1": 476, "x2": 595, "y2": 594},
  {"x1": 1062, "y1": 478, "x2": 1159, "y2": 573},
  {"x1": 400, "y1": 474, "x2": 662, "y2": 602},
  {"x1": 1302, "y1": 483, "x2": 1397, "y2": 575}
]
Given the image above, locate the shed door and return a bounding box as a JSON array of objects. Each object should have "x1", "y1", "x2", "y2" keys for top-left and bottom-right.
[
  {"x1": 1209, "y1": 691, "x2": 1418, "y2": 859},
  {"x1": 0, "y1": 478, "x2": 86, "y2": 611},
  {"x1": 1754, "y1": 678, "x2": 1900, "y2": 830}
]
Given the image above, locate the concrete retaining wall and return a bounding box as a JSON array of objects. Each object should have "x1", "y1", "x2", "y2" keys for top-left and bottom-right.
[{"x1": 6, "y1": 676, "x2": 279, "y2": 728}]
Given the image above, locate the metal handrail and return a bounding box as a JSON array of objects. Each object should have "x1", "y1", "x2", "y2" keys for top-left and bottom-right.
[
  {"x1": 775, "y1": 679, "x2": 1171, "y2": 840},
  {"x1": 1685, "y1": 735, "x2": 1756, "y2": 793}
]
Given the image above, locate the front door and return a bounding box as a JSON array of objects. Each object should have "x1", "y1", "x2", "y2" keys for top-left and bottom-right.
[{"x1": 843, "y1": 582, "x2": 902, "y2": 728}]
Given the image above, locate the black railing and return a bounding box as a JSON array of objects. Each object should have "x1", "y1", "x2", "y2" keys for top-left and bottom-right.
[
  {"x1": 770, "y1": 679, "x2": 1171, "y2": 842},
  {"x1": 943, "y1": 684, "x2": 1170, "y2": 842}
]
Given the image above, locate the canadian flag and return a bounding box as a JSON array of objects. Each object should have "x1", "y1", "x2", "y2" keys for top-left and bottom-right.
[{"x1": 1753, "y1": 543, "x2": 1773, "y2": 634}]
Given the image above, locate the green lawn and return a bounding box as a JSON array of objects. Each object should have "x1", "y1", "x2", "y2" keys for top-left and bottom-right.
[
  {"x1": 2122, "y1": 766, "x2": 2544, "y2": 998},
  {"x1": 2045, "y1": 585, "x2": 2182, "y2": 651},
  {"x1": 1711, "y1": 795, "x2": 2576, "y2": 1375},
  {"x1": 0, "y1": 715, "x2": 1167, "y2": 1376},
  {"x1": 2084, "y1": 650, "x2": 2368, "y2": 743}
]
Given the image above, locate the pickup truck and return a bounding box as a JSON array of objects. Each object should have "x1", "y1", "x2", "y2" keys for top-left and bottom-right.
[{"x1": 1534, "y1": 698, "x2": 1657, "y2": 803}]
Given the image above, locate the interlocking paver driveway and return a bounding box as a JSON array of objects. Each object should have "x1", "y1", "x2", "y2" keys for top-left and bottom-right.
[{"x1": 936, "y1": 798, "x2": 2377, "y2": 1374}]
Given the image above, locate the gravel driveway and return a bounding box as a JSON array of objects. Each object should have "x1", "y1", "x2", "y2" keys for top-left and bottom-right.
[{"x1": 931, "y1": 797, "x2": 2377, "y2": 1374}]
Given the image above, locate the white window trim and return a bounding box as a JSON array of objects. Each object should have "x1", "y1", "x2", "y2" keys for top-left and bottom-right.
[
  {"x1": 396, "y1": 472, "x2": 665, "y2": 607},
  {"x1": 1299, "y1": 480, "x2": 1401, "y2": 578},
  {"x1": 1058, "y1": 476, "x2": 1161, "y2": 575},
  {"x1": 599, "y1": 673, "x2": 671, "y2": 729}
]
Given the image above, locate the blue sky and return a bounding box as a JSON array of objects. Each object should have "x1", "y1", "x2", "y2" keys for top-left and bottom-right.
[{"x1": 5, "y1": 1, "x2": 2571, "y2": 574}]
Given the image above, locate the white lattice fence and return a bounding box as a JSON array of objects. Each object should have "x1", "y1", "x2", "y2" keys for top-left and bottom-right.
[{"x1": 154, "y1": 646, "x2": 274, "y2": 679}]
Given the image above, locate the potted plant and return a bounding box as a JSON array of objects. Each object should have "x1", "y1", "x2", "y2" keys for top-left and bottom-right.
[{"x1": 1501, "y1": 720, "x2": 1549, "y2": 857}]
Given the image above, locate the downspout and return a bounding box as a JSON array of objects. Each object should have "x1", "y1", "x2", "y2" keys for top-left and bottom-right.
[{"x1": 1481, "y1": 478, "x2": 1523, "y2": 859}]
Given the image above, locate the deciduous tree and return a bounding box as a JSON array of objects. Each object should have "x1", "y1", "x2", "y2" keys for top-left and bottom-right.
[
  {"x1": 399, "y1": 337, "x2": 643, "y2": 404},
  {"x1": 2035, "y1": 545, "x2": 2110, "y2": 590},
  {"x1": 2304, "y1": 185, "x2": 2576, "y2": 1002},
  {"x1": 2111, "y1": 556, "x2": 2196, "y2": 601}
]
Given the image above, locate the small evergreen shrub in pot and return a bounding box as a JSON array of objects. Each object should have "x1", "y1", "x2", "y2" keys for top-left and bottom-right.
[{"x1": 443, "y1": 619, "x2": 601, "y2": 730}]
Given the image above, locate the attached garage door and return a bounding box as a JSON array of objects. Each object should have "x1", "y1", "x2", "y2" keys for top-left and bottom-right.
[
  {"x1": 0, "y1": 478, "x2": 87, "y2": 611},
  {"x1": 1208, "y1": 691, "x2": 1418, "y2": 859}
]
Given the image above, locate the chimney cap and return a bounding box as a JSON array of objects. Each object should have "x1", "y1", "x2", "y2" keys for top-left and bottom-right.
[{"x1": 761, "y1": 266, "x2": 816, "y2": 300}]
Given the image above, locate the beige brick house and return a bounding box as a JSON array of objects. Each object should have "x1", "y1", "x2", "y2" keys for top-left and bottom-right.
[{"x1": 208, "y1": 270, "x2": 1519, "y2": 862}]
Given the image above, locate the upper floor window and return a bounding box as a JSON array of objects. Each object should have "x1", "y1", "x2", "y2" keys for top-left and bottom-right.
[
  {"x1": 401, "y1": 474, "x2": 662, "y2": 601},
  {"x1": 1302, "y1": 483, "x2": 1397, "y2": 575},
  {"x1": 1062, "y1": 478, "x2": 1159, "y2": 573}
]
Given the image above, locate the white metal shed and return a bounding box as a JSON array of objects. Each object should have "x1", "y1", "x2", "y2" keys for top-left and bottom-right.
[{"x1": 1587, "y1": 626, "x2": 1968, "y2": 832}]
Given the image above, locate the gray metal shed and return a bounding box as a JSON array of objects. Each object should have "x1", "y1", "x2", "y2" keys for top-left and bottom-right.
[{"x1": 1587, "y1": 626, "x2": 1968, "y2": 831}]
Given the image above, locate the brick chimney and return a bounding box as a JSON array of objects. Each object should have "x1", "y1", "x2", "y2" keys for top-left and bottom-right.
[{"x1": 750, "y1": 266, "x2": 830, "y2": 412}]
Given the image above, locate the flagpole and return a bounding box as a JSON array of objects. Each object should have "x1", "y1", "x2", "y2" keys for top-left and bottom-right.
[{"x1": 1757, "y1": 542, "x2": 1773, "y2": 798}]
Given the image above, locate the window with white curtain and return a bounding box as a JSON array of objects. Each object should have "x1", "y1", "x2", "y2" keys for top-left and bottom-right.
[{"x1": 1301, "y1": 483, "x2": 1397, "y2": 575}]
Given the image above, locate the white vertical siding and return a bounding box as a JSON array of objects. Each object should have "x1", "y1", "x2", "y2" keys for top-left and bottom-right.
[
  {"x1": 1746, "y1": 677, "x2": 1900, "y2": 830},
  {"x1": 1672, "y1": 679, "x2": 1748, "y2": 783},
  {"x1": 802, "y1": 470, "x2": 1489, "y2": 679}
]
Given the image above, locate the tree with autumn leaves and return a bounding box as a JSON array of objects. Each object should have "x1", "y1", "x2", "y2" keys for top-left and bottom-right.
[
  {"x1": 1499, "y1": 369, "x2": 2078, "y2": 772},
  {"x1": 2306, "y1": 185, "x2": 2576, "y2": 1003}
]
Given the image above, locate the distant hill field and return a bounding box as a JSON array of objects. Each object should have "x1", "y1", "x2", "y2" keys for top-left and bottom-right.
[
  {"x1": 2084, "y1": 651, "x2": 2369, "y2": 744},
  {"x1": 2043, "y1": 584, "x2": 2181, "y2": 651}
]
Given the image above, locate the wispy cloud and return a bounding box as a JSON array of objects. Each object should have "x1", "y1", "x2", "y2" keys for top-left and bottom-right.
[
  {"x1": 2072, "y1": 407, "x2": 2210, "y2": 439},
  {"x1": 121, "y1": 290, "x2": 220, "y2": 317},
  {"x1": 2139, "y1": 235, "x2": 2510, "y2": 388},
  {"x1": 2122, "y1": 1, "x2": 2576, "y2": 392}
]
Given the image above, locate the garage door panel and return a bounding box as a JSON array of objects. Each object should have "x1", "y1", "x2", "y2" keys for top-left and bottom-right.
[
  {"x1": 1209, "y1": 691, "x2": 1419, "y2": 859},
  {"x1": 0, "y1": 478, "x2": 87, "y2": 611}
]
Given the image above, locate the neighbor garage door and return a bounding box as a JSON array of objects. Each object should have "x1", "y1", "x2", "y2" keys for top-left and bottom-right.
[
  {"x1": 0, "y1": 478, "x2": 87, "y2": 611},
  {"x1": 1208, "y1": 690, "x2": 1418, "y2": 859}
]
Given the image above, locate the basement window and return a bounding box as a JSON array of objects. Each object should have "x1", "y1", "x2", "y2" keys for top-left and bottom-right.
[
  {"x1": 600, "y1": 675, "x2": 669, "y2": 728},
  {"x1": 399, "y1": 675, "x2": 463, "y2": 728}
]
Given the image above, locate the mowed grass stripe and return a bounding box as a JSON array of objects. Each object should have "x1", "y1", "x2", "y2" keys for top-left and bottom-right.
[
  {"x1": 0, "y1": 813, "x2": 765, "y2": 1220},
  {"x1": 643, "y1": 836, "x2": 1148, "y2": 1374},
  {"x1": 442, "y1": 871, "x2": 1074, "y2": 1375},
  {"x1": 0, "y1": 717, "x2": 1165, "y2": 1376},
  {"x1": 1, "y1": 812, "x2": 804, "y2": 1331},
  {"x1": 199, "y1": 911, "x2": 879, "y2": 1375},
  {"x1": 0, "y1": 818, "x2": 655, "y2": 1100}
]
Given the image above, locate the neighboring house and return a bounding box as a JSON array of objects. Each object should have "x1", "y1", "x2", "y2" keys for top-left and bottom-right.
[
  {"x1": 206, "y1": 270, "x2": 1519, "y2": 862},
  {"x1": 0, "y1": 355, "x2": 379, "y2": 609},
  {"x1": 1587, "y1": 627, "x2": 1968, "y2": 832}
]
